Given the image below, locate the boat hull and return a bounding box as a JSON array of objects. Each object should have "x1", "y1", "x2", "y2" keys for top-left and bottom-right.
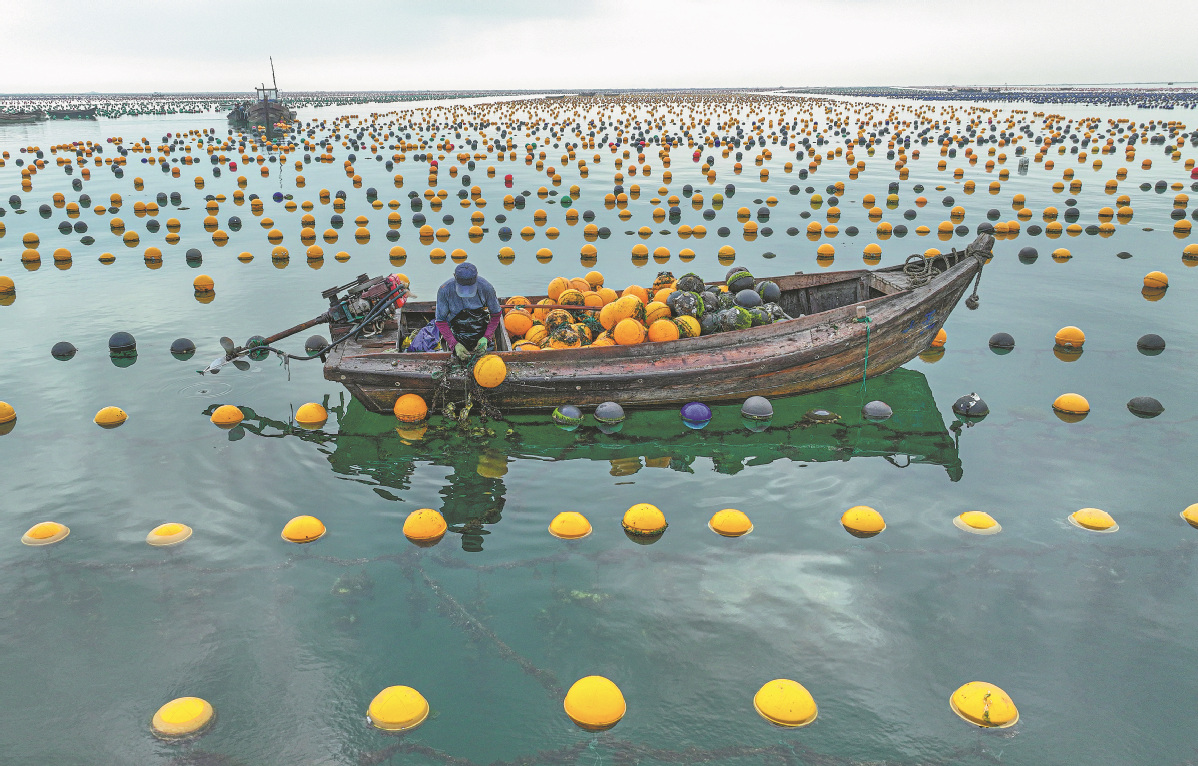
[{"x1": 325, "y1": 250, "x2": 983, "y2": 414}]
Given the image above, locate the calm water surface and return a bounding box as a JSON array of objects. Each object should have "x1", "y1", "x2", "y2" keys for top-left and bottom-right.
[{"x1": 1, "y1": 95, "x2": 1196, "y2": 766}]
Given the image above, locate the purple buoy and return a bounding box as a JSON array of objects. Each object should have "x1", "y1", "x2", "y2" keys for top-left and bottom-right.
[{"x1": 681, "y1": 401, "x2": 712, "y2": 429}]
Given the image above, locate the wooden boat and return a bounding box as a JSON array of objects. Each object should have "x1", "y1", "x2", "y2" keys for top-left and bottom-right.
[
  {"x1": 47, "y1": 106, "x2": 97, "y2": 119},
  {"x1": 0, "y1": 110, "x2": 47, "y2": 122},
  {"x1": 325, "y1": 235, "x2": 993, "y2": 413},
  {"x1": 227, "y1": 59, "x2": 297, "y2": 125}
]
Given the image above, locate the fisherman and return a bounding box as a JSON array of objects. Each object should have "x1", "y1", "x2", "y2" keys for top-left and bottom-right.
[{"x1": 434, "y1": 263, "x2": 501, "y2": 360}]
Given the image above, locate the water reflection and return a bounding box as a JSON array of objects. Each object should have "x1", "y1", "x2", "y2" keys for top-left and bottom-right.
[{"x1": 208, "y1": 368, "x2": 962, "y2": 551}]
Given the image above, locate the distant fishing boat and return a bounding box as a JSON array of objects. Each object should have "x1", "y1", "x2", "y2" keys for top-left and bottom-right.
[
  {"x1": 0, "y1": 110, "x2": 47, "y2": 122},
  {"x1": 47, "y1": 106, "x2": 97, "y2": 119},
  {"x1": 228, "y1": 57, "x2": 297, "y2": 126}
]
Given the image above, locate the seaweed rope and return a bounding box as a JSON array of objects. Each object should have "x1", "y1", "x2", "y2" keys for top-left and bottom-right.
[
  {"x1": 429, "y1": 348, "x2": 504, "y2": 421},
  {"x1": 857, "y1": 315, "x2": 873, "y2": 398}
]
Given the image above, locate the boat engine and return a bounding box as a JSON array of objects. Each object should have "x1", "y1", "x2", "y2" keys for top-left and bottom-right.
[{"x1": 322, "y1": 273, "x2": 408, "y2": 336}]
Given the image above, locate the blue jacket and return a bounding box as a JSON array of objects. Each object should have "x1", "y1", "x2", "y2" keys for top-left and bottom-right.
[{"x1": 435, "y1": 276, "x2": 501, "y2": 323}]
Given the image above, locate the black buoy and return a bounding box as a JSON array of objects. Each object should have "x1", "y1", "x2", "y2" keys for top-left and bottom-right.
[
  {"x1": 1018, "y1": 246, "x2": 1038, "y2": 263},
  {"x1": 594, "y1": 401, "x2": 626, "y2": 434},
  {"x1": 185, "y1": 248, "x2": 202, "y2": 262},
  {"x1": 51, "y1": 341, "x2": 77, "y2": 360},
  {"x1": 1127, "y1": 396, "x2": 1164, "y2": 418},
  {"x1": 305, "y1": 335, "x2": 329, "y2": 356},
  {"x1": 108, "y1": 332, "x2": 136, "y2": 353},
  {"x1": 170, "y1": 338, "x2": 196, "y2": 361},
  {"x1": 245, "y1": 335, "x2": 269, "y2": 361},
  {"x1": 1137, "y1": 333, "x2": 1165, "y2": 355},
  {"x1": 1115, "y1": 251, "x2": 1133, "y2": 259},
  {"x1": 988, "y1": 332, "x2": 1015, "y2": 354},
  {"x1": 952, "y1": 393, "x2": 989, "y2": 419}
]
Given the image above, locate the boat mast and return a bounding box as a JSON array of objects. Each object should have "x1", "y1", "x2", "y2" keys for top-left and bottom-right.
[{"x1": 271, "y1": 57, "x2": 278, "y2": 95}]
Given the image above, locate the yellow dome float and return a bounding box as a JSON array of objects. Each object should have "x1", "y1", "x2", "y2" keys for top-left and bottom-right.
[
  {"x1": 1181, "y1": 504, "x2": 1198, "y2": 529},
  {"x1": 192, "y1": 274, "x2": 214, "y2": 293},
  {"x1": 21, "y1": 521, "x2": 70, "y2": 546},
  {"x1": 146, "y1": 522, "x2": 193, "y2": 547},
  {"x1": 1069, "y1": 508, "x2": 1118, "y2": 532},
  {"x1": 0, "y1": 401, "x2": 15, "y2": 424},
  {"x1": 294, "y1": 402, "x2": 328, "y2": 429},
  {"x1": 708, "y1": 509, "x2": 753, "y2": 537},
  {"x1": 953, "y1": 511, "x2": 1001, "y2": 535},
  {"x1": 549, "y1": 511, "x2": 592, "y2": 540},
  {"x1": 210, "y1": 404, "x2": 244, "y2": 428},
  {"x1": 949, "y1": 682, "x2": 1018, "y2": 728},
  {"x1": 393, "y1": 393, "x2": 428, "y2": 423},
  {"x1": 474, "y1": 354, "x2": 507, "y2": 389},
  {"x1": 1054, "y1": 325, "x2": 1085, "y2": 349},
  {"x1": 753, "y1": 679, "x2": 818, "y2": 728},
  {"x1": 403, "y1": 508, "x2": 447, "y2": 547},
  {"x1": 93, "y1": 406, "x2": 128, "y2": 429},
  {"x1": 281, "y1": 515, "x2": 326, "y2": 543},
  {"x1": 151, "y1": 697, "x2": 215, "y2": 740},
  {"x1": 1143, "y1": 271, "x2": 1168, "y2": 289},
  {"x1": 367, "y1": 685, "x2": 429, "y2": 732},
  {"x1": 841, "y1": 505, "x2": 885, "y2": 538},
  {"x1": 564, "y1": 676, "x2": 626, "y2": 731},
  {"x1": 622, "y1": 502, "x2": 667, "y2": 542},
  {"x1": 1052, "y1": 393, "x2": 1090, "y2": 423}
]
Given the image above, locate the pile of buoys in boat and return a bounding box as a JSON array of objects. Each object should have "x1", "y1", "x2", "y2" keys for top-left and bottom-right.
[{"x1": 501, "y1": 268, "x2": 790, "y2": 351}]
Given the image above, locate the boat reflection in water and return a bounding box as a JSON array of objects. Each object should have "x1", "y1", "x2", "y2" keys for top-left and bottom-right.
[{"x1": 207, "y1": 368, "x2": 964, "y2": 551}]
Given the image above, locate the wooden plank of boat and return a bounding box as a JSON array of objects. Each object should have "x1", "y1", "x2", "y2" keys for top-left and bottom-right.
[{"x1": 325, "y1": 236, "x2": 990, "y2": 413}]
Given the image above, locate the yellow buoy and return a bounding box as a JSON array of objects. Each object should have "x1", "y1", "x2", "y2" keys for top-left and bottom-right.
[
  {"x1": 549, "y1": 511, "x2": 592, "y2": 540},
  {"x1": 622, "y1": 503, "x2": 667, "y2": 540},
  {"x1": 1068, "y1": 507, "x2": 1118, "y2": 532},
  {"x1": 210, "y1": 404, "x2": 244, "y2": 428},
  {"x1": 753, "y1": 679, "x2": 818, "y2": 728},
  {"x1": 21, "y1": 521, "x2": 70, "y2": 546},
  {"x1": 146, "y1": 522, "x2": 193, "y2": 547},
  {"x1": 367, "y1": 685, "x2": 429, "y2": 732},
  {"x1": 403, "y1": 508, "x2": 447, "y2": 547},
  {"x1": 295, "y1": 402, "x2": 328, "y2": 429},
  {"x1": 0, "y1": 276, "x2": 15, "y2": 294},
  {"x1": 1143, "y1": 271, "x2": 1168, "y2": 289},
  {"x1": 708, "y1": 509, "x2": 753, "y2": 537},
  {"x1": 94, "y1": 406, "x2": 128, "y2": 428},
  {"x1": 281, "y1": 515, "x2": 326, "y2": 543},
  {"x1": 953, "y1": 511, "x2": 1001, "y2": 535},
  {"x1": 841, "y1": 505, "x2": 885, "y2": 538},
  {"x1": 564, "y1": 676, "x2": 626, "y2": 732},
  {"x1": 193, "y1": 275, "x2": 214, "y2": 293},
  {"x1": 930, "y1": 328, "x2": 947, "y2": 348},
  {"x1": 1181, "y1": 504, "x2": 1198, "y2": 529},
  {"x1": 1054, "y1": 326, "x2": 1085, "y2": 349},
  {"x1": 949, "y1": 682, "x2": 1018, "y2": 728},
  {"x1": 151, "y1": 697, "x2": 215, "y2": 740},
  {"x1": 393, "y1": 393, "x2": 428, "y2": 423},
  {"x1": 473, "y1": 354, "x2": 507, "y2": 389},
  {"x1": 1052, "y1": 393, "x2": 1090, "y2": 423},
  {"x1": 0, "y1": 401, "x2": 14, "y2": 424}
]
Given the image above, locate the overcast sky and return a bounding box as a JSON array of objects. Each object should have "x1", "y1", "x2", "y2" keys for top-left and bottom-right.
[{"x1": 2, "y1": 0, "x2": 1194, "y2": 93}]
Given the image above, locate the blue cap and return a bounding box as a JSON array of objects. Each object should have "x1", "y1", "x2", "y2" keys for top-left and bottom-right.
[{"x1": 453, "y1": 262, "x2": 478, "y2": 297}]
